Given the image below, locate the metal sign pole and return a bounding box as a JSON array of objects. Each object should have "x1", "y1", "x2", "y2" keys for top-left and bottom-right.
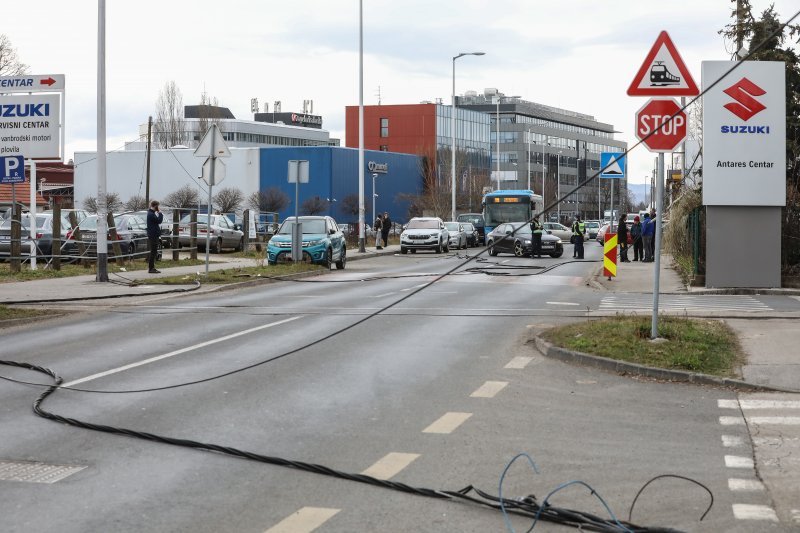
[
  {"x1": 28, "y1": 160, "x2": 37, "y2": 269},
  {"x1": 205, "y1": 131, "x2": 216, "y2": 276},
  {"x1": 651, "y1": 153, "x2": 664, "y2": 339}
]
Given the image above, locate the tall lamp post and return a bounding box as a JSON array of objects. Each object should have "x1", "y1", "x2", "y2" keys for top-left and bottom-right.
[
  {"x1": 451, "y1": 52, "x2": 484, "y2": 222},
  {"x1": 556, "y1": 149, "x2": 563, "y2": 222},
  {"x1": 372, "y1": 173, "x2": 380, "y2": 232},
  {"x1": 526, "y1": 128, "x2": 532, "y2": 191}
]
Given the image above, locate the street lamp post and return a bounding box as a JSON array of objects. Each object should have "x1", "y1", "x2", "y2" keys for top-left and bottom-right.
[
  {"x1": 526, "y1": 129, "x2": 531, "y2": 191},
  {"x1": 372, "y1": 173, "x2": 379, "y2": 232},
  {"x1": 451, "y1": 52, "x2": 484, "y2": 222},
  {"x1": 556, "y1": 150, "x2": 562, "y2": 222},
  {"x1": 492, "y1": 94, "x2": 519, "y2": 192}
]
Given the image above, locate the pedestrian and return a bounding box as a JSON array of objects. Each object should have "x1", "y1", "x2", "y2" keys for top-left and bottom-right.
[
  {"x1": 374, "y1": 214, "x2": 383, "y2": 249},
  {"x1": 146, "y1": 200, "x2": 163, "y2": 273},
  {"x1": 641, "y1": 212, "x2": 654, "y2": 262},
  {"x1": 572, "y1": 215, "x2": 586, "y2": 259},
  {"x1": 381, "y1": 212, "x2": 392, "y2": 250},
  {"x1": 617, "y1": 214, "x2": 630, "y2": 262},
  {"x1": 530, "y1": 213, "x2": 543, "y2": 258},
  {"x1": 631, "y1": 215, "x2": 643, "y2": 261}
]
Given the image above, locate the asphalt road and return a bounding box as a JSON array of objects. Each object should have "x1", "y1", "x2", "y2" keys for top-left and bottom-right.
[{"x1": 0, "y1": 245, "x2": 788, "y2": 532}]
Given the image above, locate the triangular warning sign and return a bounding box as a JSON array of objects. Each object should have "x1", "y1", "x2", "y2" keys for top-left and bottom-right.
[{"x1": 627, "y1": 31, "x2": 699, "y2": 97}]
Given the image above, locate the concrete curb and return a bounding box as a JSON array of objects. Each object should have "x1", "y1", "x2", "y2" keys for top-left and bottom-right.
[{"x1": 528, "y1": 329, "x2": 800, "y2": 394}]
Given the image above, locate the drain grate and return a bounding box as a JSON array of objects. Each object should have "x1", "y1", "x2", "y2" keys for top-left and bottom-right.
[{"x1": 0, "y1": 460, "x2": 87, "y2": 484}]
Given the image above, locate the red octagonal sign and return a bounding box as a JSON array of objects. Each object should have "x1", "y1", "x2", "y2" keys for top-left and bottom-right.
[{"x1": 635, "y1": 98, "x2": 687, "y2": 153}]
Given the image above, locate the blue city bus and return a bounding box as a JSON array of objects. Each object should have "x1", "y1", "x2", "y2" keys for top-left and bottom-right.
[{"x1": 481, "y1": 189, "x2": 544, "y2": 243}]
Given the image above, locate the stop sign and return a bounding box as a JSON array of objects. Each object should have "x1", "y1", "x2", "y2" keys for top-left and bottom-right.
[{"x1": 635, "y1": 98, "x2": 687, "y2": 152}]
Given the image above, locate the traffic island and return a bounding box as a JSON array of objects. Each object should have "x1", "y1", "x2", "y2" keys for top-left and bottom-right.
[{"x1": 528, "y1": 316, "x2": 793, "y2": 391}]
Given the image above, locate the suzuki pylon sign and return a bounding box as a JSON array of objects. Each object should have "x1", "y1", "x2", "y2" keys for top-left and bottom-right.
[{"x1": 635, "y1": 98, "x2": 687, "y2": 153}]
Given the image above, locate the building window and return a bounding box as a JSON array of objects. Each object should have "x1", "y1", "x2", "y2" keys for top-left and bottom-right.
[
  {"x1": 380, "y1": 118, "x2": 389, "y2": 137},
  {"x1": 380, "y1": 145, "x2": 388, "y2": 151}
]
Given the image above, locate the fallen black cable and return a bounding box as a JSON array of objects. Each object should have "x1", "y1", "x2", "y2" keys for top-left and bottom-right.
[
  {"x1": 0, "y1": 280, "x2": 202, "y2": 305},
  {"x1": 2, "y1": 358, "x2": 694, "y2": 532}
]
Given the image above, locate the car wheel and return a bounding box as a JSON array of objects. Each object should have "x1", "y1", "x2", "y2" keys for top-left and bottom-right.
[
  {"x1": 550, "y1": 251, "x2": 563, "y2": 258},
  {"x1": 325, "y1": 247, "x2": 333, "y2": 268},
  {"x1": 410, "y1": 249, "x2": 416, "y2": 254},
  {"x1": 212, "y1": 237, "x2": 223, "y2": 253},
  {"x1": 513, "y1": 241, "x2": 525, "y2": 257},
  {"x1": 488, "y1": 241, "x2": 497, "y2": 256},
  {"x1": 435, "y1": 244, "x2": 442, "y2": 253},
  {"x1": 335, "y1": 247, "x2": 346, "y2": 269},
  {"x1": 401, "y1": 247, "x2": 408, "y2": 254}
]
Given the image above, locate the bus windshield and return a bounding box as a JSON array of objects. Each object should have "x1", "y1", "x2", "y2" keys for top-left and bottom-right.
[{"x1": 483, "y1": 193, "x2": 540, "y2": 226}]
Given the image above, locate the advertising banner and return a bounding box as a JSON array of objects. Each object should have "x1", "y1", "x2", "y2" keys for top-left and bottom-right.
[
  {"x1": 702, "y1": 61, "x2": 785, "y2": 206},
  {"x1": 0, "y1": 93, "x2": 61, "y2": 160}
]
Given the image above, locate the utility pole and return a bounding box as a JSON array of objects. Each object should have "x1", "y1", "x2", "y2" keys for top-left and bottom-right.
[{"x1": 145, "y1": 115, "x2": 152, "y2": 203}]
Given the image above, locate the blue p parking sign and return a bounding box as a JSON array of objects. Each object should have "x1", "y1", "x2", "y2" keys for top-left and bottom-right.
[{"x1": 0, "y1": 156, "x2": 25, "y2": 184}]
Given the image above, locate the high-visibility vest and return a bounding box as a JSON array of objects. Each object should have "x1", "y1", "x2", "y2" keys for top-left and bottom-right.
[
  {"x1": 531, "y1": 220, "x2": 543, "y2": 234},
  {"x1": 572, "y1": 221, "x2": 585, "y2": 235}
]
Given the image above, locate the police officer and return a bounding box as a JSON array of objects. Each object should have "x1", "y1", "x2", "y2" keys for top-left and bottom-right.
[
  {"x1": 572, "y1": 215, "x2": 586, "y2": 259},
  {"x1": 530, "y1": 214, "x2": 543, "y2": 258}
]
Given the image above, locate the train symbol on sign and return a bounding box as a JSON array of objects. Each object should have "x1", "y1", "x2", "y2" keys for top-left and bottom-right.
[{"x1": 649, "y1": 62, "x2": 681, "y2": 86}]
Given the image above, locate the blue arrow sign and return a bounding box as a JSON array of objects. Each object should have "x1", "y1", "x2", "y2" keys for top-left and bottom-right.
[
  {"x1": 0, "y1": 156, "x2": 25, "y2": 184},
  {"x1": 600, "y1": 152, "x2": 626, "y2": 179}
]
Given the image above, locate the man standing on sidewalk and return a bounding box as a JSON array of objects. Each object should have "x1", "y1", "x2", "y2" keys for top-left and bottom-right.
[
  {"x1": 641, "y1": 212, "x2": 654, "y2": 262},
  {"x1": 146, "y1": 200, "x2": 163, "y2": 274}
]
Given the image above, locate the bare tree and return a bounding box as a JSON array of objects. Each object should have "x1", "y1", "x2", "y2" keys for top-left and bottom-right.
[
  {"x1": 163, "y1": 185, "x2": 200, "y2": 209},
  {"x1": 0, "y1": 35, "x2": 27, "y2": 76},
  {"x1": 196, "y1": 91, "x2": 226, "y2": 139},
  {"x1": 125, "y1": 195, "x2": 148, "y2": 211},
  {"x1": 247, "y1": 187, "x2": 290, "y2": 213},
  {"x1": 301, "y1": 196, "x2": 329, "y2": 215},
  {"x1": 83, "y1": 193, "x2": 122, "y2": 214},
  {"x1": 213, "y1": 187, "x2": 244, "y2": 213},
  {"x1": 154, "y1": 81, "x2": 187, "y2": 149},
  {"x1": 339, "y1": 194, "x2": 359, "y2": 220}
]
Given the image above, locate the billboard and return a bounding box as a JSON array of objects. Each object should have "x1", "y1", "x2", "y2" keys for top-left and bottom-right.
[
  {"x1": 0, "y1": 93, "x2": 61, "y2": 160},
  {"x1": 702, "y1": 61, "x2": 785, "y2": 206}
]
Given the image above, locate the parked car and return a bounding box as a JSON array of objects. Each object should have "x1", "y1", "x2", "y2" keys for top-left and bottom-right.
[
  {"x1": 596, "y1": 221, "x2": 633, "y2": 245},
  {"x1": 456, "y1": 213, "x2": 486, "y2": 244},
  {"x1": 267, "y1": 215, "x2": 346, "y2": 269},
  {"x1": 486, "y1": 222, "x2": 563, "y2": 258},
  {"x1": 66, "y1": 213, "x2": 154, "y2": 259},
  {"x1": 444, "y1": 222, "x2": 467, "y2": 250},
  {"x1": 462, "y1": 222, "x2": 480, "y2": 247},
  {"x1": 133, "y1": 209, "x2": 174, "y2": 247},
  {"x1": 178, "y1": 213, "x2": 244, "y2": 252},
  {"x1": 542, "y1": 222, "x2": 573, "y2": 241},
  {"x1": 0, "y1": 212, "x2": 74, "y2": 260},
  {"x1": 400, "y1": 217, "x2": 450, "y2": 254}
]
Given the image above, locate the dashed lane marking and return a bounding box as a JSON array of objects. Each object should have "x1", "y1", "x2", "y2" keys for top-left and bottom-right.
[
  {"x1": 504, "y1": 356, "x2": 533, "y2": 369},
  {"x1": 422, "y1": 412, "x2": 472, "y2": 434},
  {"x1": 470, "y1": 381, "x2": 508, "y2": 398},
  {"x1": 728, "y1": 478, "x2": 766, "y2": 491},
  {"x1": 361, "y1": 453, "x2": 420, "y2": 480},
  {"x1": 731, "y1": 504, "x2": 779, "y2": 522},
  {"x1": 546, "y1": 301, "x2": 580, "y2": 306},
  {"x1": 371, "y1": 292, "x2": 397, "y2": 298},
  {"x1": 264, "y1": 507, "x2": 340, "y2": 533},
  {"x1": 401, "y1": 283, "x2": 429, "y2": 292},
  {"x1": 725, "y1": 455, "x2": 755, "y2": 469},
  {"x1": 63, "y1": 316, "x2": 303, "y2": 387}
]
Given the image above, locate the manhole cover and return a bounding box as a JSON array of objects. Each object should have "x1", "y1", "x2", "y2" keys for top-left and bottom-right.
[{"x1": 0, "y1": 460, "x2": 87, "y2": 484}]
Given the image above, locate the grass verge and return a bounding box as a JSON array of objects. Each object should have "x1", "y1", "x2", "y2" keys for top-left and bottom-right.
[
  {"x1": 0, "y1": 304, "x2": 54, "y2": 322},
  {"x1": 0, "y1": 258, "x2": 208, "y2": 282},
  {"x1": 139, "y1": 263, "x2": 324, "y2": 285},
  {"x1": 541, "y1": 315, "x2": 744, "y2": 377}
]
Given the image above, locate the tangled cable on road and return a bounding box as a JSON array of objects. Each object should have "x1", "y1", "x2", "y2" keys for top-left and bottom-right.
[{"x1": 2, "y1": 358, "x2": 708, "y2": 532}]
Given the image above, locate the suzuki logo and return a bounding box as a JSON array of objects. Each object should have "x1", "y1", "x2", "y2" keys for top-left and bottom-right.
[{"x1": 723, "y1": 77, "x2": 766, "y2": 121}]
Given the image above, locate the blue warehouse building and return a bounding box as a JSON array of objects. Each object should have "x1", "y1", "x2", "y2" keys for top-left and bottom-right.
[{"x1": 259, "y1": 147, "x2": 421, "y2": 224}]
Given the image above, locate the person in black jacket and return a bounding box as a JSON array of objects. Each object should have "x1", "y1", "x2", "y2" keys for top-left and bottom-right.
[
  {"x1": 381, "y1": 212, "x2": 392, "y2": 249},
  {"x1": 618, "y1": 214, "x2": 630, "y2": 262},
  {"x1": 146, "y1": 200, "x2": 164, "y2": 273}
]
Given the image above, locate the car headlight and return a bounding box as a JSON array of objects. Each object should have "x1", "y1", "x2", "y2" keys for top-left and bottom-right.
[
  {"x1": 304, "y1": 239, "x2": 326, "y2": 247},
  {"x1": 555, "y1": 239, "x2": 562, "y2": 244},
  {"x1": 524, "y1": 239, "x2": 531, "y2": 244}
]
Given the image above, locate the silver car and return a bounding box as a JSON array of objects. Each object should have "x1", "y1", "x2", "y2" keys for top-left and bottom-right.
[
  {"x1": 444, "y1": 222, "x2": 467, "y2": 250},
  {"x1": 178, "y1": 214, "x2": 244, "y2": 253},
  {"x1": 400, "y1": 217, "x2": 450, "y2": 254}
]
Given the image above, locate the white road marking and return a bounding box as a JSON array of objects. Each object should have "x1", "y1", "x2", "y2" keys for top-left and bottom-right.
[
  {"x1": 747, "y1": 417, "x2": 800, "y2": 425},
  {"x1": 731, "y1": 504, "x2": 778, "y2": 522},
  {"x1": 718, "y1": 399, "x2": 739, "y2": 409},
  {"x1": 422, "y1": 412, "x2": 472, "y2": 434},
  {"x1": 401, "y1": 283, "x2": 429, "y2": 292},
  {"x1": 737, "y1": 400, "x2": 800, "y2": 410},
  {"x1": 470, "y1": 381, "x2": 508, "y2": 398},
  {"x1": 722, "y1": 435, "x2": 745, "y2": 448},
  {"x1": 372, "y1": 292, "x2": 397, "y2": 298},
  {"x1": 504, "y1": 356, "x2": 533, "y2": 369},
  {"x1": 264, "y1": 507, "x2": 340, "y2": 533},
  {"x1": 546, "y1": 301, "x2": 580, "y2": 306},
  {"x1": 63, "y1": 316, "x2": 303, "y2": 387},
  {"x1": 728, "y1": 478, "x2": 765, "y2": 491},
  {"x1": 725, "y1": 455, "x2": 755, "y2": 469},
  {"x1": 792, "y1": 509, "x2": 800, "y2": 524},
  {"x1": 719, "y1": 416, "x2": 745, "y2": 426},
  {"x1": 361, "y1": 453, "x2": 419, "y2": 480}
]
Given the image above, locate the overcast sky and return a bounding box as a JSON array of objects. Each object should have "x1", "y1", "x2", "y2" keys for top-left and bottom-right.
[{"x1": 4, "y1": 0, "x2": 798, "y2": 184}]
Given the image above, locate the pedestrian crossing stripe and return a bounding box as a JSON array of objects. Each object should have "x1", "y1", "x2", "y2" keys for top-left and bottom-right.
[
  {"x1": 603, "y1": 233, "x2": 617, "y2": 277},
  {"x1": 599, "y1": 295, "x2": 773, "y2": 312}
]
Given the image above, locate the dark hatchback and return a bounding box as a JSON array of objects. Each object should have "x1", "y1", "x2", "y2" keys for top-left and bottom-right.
[
  {"x1": 486, "y1": 222, "x2": 564, "y2": 258},
  {"x1": 456, "y1": 213, "x2": 485, "y2": 244}
]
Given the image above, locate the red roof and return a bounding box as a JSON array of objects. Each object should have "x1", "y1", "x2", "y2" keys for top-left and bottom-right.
[{"x1": 0, "y1": 182, "x2": 48, "y2": 206}]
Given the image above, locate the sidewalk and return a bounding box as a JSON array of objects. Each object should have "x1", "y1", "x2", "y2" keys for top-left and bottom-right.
[
  {"x1": 591, "y1": 252, "x2": 800, "y2": 393},
  {"x1": 0, "y1": 245, "x2": 400, "y2": 305}
]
